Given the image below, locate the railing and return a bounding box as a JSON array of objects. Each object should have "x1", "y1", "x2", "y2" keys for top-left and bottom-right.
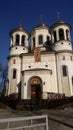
[{"x1": 0, "y1": 115, "x2": 49, "y2": 130}]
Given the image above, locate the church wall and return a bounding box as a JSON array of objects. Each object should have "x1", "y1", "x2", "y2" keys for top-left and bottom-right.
[
  {"x1": 56, "y1": 52, "x2": 73, "y2": 96},
  {"x1": 21, "y1": 53, "x2": 58, "y2": 99},
  {"x1": 8, "y1": 56, "x2": 21, "y2": 95},
  {"x1": 21, "y1": 69, "x2": 57, "y2": 100},
  {"x1": 10, "y1": 46, "x2": 28, "y2": 55},
  {"x1": 54, "y1": 41, "x2": 72, "y2": 51}
]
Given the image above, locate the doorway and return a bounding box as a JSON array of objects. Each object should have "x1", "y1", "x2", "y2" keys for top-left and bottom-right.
[
  {"x1": 30, "y1": 77, "x2": 42, "y2": 100},
  {"x1": 31, "y1": 85, "x2": 41, "y2": 100}
]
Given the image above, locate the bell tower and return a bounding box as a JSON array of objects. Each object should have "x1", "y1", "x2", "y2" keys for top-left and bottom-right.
[
  {"x1": 50, "y1": 20, "x2": 72, "y2": 51},
  {"x1": 7, "y1": 26, "x2": 29, "y2": 95}
]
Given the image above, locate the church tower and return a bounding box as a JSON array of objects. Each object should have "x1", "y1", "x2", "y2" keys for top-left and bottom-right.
[
  {"x1": 50, "y1": 20, "x2": 73, "y2": 96},
  {"x1": 29, "y1": 23, "x2": 51, "y2": 51},
  {"x1": 50, "y1": 21, "x2": 72, "y2": 51},
  {"x1": 7, "y1": 26, "x2": 29, "y2": 95}
]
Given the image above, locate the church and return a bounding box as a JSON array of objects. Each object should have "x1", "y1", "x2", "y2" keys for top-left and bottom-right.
[{"x1": 6, "y1": 19, "x2": 73, "y2": 101}]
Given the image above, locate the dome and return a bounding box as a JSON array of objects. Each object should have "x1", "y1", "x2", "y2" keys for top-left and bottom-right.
[
  {"x1": 35, "y1": 23, "x2": 49, "y2": 29},
  {"x1": 9, "y1": 27, "x2": 29, "y2": 36},
  {"x1": 30, "y1": 23, "x2": 49, "y2": 33},
  {"x1": 30, "y1": 23, "x2": 49, "y2": 36},
  {"x1": 50, "y1": 20, "x2": 71, "y2": 31}
]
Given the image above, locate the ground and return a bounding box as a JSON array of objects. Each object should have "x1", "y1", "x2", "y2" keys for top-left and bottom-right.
[{"x1": 0, "y1": 106, "x2": 73, "y2": 130}]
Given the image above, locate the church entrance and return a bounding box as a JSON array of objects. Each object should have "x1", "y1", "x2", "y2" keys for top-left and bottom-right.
[{"x1": 30, "y1": 77, "x2": 42, "y2": 100}]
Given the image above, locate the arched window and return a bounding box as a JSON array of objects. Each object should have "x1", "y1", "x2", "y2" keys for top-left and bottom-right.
[
  {"x1": 38, "y1": 35, "x2": 43, "y2": 44},
  {"x1": 53, "y1": 31, "x2": 57, "y2": 42},
  {"x1": 21, "y1": 35, "x2": 25, "y2": 46},
  {"x1": 72, "y1": 77, "x2": 73, "y2": 86},
  {"x1": 59, "y1": 29, "x2": 64, "y2": 40},
  {"x1": 66, "y1": 30, "x2": 69, "y2": 41},
  {"x1": 13, "y1": 69, "x2": 17, "y2": 79},
  {"x1": 62, "y1": 65, "x2": 67, "y2": 76},
  {"x1": 47, "y1": 36, "x2": 49, "y2": 42},
  {"x1": 16, "y1": 34, "x2": 20, "y2": 45},
  {"x1": 33, "y1": 37, "x2": 35, "y2": 48}
]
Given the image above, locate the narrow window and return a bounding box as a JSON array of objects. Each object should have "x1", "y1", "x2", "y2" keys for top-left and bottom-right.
[
  {"x1": 72, "y1": 77, "x2": 73, "y2": 86},
  {"x1": 21, "y1": 35, "x2": 25, "y2": 46},
  {"x1": 16, "y1": 34, "x2": 20, "y2": 45},
  {"x1": 70, "y1": 56, "x2": 72, "y2": 61},
  {"x1": 39, "y1": 35, "x2": 43, "y2": 44},
  {"x1": 66, "y1": 30, "x2": 69, "y2": 41},
  {"x1": 59, "y1": 29, "x2": 64, "y2": 40},
  {"x1": 53, "y1": 31, "x2": 57, "y2": 42},
  {"x1": 13, "y1": 59, "x2": 16, "y2": 64},
  {"x1": 13, "y1": 69, "x2": 16, "y2": 79},
  {"x1": 62, "y1": 65, "x2": 67, "y2": 76},
  {"x1": 47, "y1": 36, "x2": 49, "y2": 42},
  {"x1": 33, "y1": 37, "x2": 35, "y2": 48}
]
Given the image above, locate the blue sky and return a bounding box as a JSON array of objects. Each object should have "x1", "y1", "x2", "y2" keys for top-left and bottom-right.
[{"x1": 0, "y1": 0, "x2": 73, "y2": 64}]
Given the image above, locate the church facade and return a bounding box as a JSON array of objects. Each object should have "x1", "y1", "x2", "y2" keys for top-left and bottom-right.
[{"x1": 7, "y1": 20, "x2": 73, "y2": 100}]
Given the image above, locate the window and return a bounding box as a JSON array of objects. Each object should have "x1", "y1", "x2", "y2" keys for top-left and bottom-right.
[
  {"x1": 21, "y1": 35, "x2": 25, "y2": 46},
  {"x1": 70, "y1": 56, "x2": 72, "y2": 61},
  {"x1": 33, "y1": 37, "x2": 35, "y2": 48},
  {"x1": 72, "y1": 77, "x2": 73, "y2": 86},
  {"x1": 16, "y1": 34, "x2": 20, "y2": 45},
  {"x1": 66, "y1": 30, "x2": 69, "y2": 41},
  {"x1": 63, "y1": 55, "x2": 65, "y2": 60},
  {"x1": 47, "y1": 36, "x2": 49, "y2": 42},
  {"x1": 13, "y1": 69, "x2": 16, "y2": 79},
  {"x1": 53, "y1": 31, "x2": 57, "y2": 42},
  {"x1": 62, "y1": 65, "x2": 67, "y2": 76},
  {"x1": 13, "y1": 59, "x2": 16, "y2": 64},
  {"x1": 59, "y1": 29, "x2": 64, "y2": 40},
  {"x1": 38, "y1": 35, "x2": 43, "y2": 44}
]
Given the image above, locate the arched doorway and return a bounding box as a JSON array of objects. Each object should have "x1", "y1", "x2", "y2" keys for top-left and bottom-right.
[{"x1": 29, "y1": 77, "x2": 42, "y2": 100}]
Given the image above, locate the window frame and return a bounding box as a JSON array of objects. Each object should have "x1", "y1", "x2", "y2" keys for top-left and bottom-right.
[
  {"x1": 16, "y1": 34, "x2": 20, "y2": 45},
  {"x1": 21, "y1": 35, "x2": 26, "y2": 46},
  {"x1": 59, "y1": 29, "x2": 64, "y2": 40},
  {"x1": 62, "y1": 65, "x2": 67, "y2": 77},
  {"x1": 13, "y1": 69, "x2": 17, "y2": 79},
  {"x1": 38, "y1": 35, "x2": 43, "y2": 44},
  {"x1": 66, "y1": 29, "x2": 69, "y2": 41},
  {"x1": 53, "y1": 31, "x2": 57, "y2": 42}
]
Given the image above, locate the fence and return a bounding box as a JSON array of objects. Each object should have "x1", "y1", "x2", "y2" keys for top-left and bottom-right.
[{"x1": 0, "y1": 115, "x2": 48, "y2": 130}]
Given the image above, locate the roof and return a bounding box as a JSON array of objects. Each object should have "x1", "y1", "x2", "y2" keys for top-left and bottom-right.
[
  {"x1": 50, "y1": 20, "x2": 71, "y2": 31},
  {"x1": 30, "y1": 23, "x2": 49, "y2": 36},
  {"x1": 9, "y1": 27, "x2": 29, "y2": 36}
]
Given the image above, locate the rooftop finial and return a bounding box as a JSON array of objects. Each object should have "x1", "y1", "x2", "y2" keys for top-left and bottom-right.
[{"x1": 57, "y1": 12, "x2": 61, "y2": 21}]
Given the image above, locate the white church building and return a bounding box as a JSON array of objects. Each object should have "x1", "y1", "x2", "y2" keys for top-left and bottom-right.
[{"x1": 7, "y1": 20, "x2": 73, "y2": 101}]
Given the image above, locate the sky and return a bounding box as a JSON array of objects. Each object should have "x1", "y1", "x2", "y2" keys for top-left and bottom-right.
[{"x1": 0, "y1": 0, "x2": 73, "y2": 65}]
